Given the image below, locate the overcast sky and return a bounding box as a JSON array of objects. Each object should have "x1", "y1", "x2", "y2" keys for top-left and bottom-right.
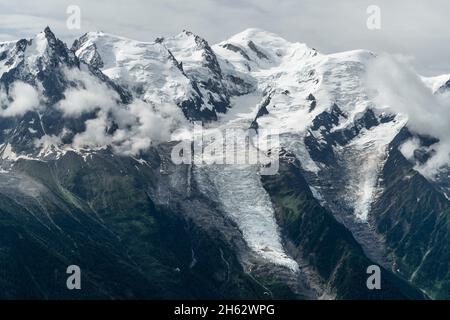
[{"x1": 0, "y1": 0, "x2": 448, "y2": 75}]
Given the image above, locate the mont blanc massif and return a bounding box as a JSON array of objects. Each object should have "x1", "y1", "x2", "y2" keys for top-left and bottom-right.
[{"x1": 0, "y1": 27, "x2": 448, "y2": 299}]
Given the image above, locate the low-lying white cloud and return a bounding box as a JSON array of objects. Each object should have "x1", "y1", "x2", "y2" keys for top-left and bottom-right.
[
  {"x1": 0, "y1": 67, "x2": 186, "y2": 156},
  {"x1": 57, "y1": 68, "x2": 120, "y2": 116},
  {"x1": 399, "y1": 137, "x2": 421, "y2": 161},
  {"x1": 366, "y1": 54, "x2": 450, "y2": 178},
  {"x1": 109, "y1": 101, "x2": 184, "y2": 155},
  {"x1": 0, "y1": 81, "x2": 41, "y2": 117}
]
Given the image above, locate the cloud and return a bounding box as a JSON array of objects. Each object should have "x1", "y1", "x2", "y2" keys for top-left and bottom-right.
[
  {"x1": 57, "y1": 68, "x2": 120, "y2": 117},
  {"x1": 366, "y1": 54, "x2": 450, "y2": 178},
  {"x1": 56, "y1": 67, "x2": 186, "y2": 155},
  {"x1": 0, "y1": 81, "x2": 41, "y2": 117},
  {"x1": 70, "y1": 100, "x2": 186, "y2": 155},
  {"x1": 399, "y1": 137, "x2": 421, "y2": 161},
  {"x1": 72, "y1": 112, "x2": 112, "y2": 148},
  {"x1": 110, "y1": 100, "x2": 184, "y2": 155},
  {"x1": 0, "y1": 63, "x2": 186, "y2": 157}
]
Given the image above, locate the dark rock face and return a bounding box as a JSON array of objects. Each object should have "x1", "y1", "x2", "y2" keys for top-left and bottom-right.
[
  {"x1": 302, "y1": 112, "x2": 450, "y2": 299},
  {"x1": 72, "y1": 34, "x2": 104, "y2": 69},
  {"x1": 437, "y1": 78, "x2": 450, "y2": 93},
  {"x1": 0, "y1": 28, "x2": 131, "y2": 156},
  {"x1": 222, "y1": 43, "x2": 251, "y2": 60},
  {"x1": 247, "y1": 41, "x2": 269, "y2": 60},
  {"x1": 311, "y1": 103, "x2": 347, "y2": 131},
  {"x1": 261, "y1": 151, "x2": 427, "y2": 299},
  {"x1": 307, "y1": 94, "x2": 316, "y2": 112},
  {"x1": 303, "y1": 103, "x2": 349, "y2": 166},
  {"x1": 304, "y1": 131, "x2": 337, "y2": 166},
  {"x1": 1, "y1": 27, "x2": 79, "y2": 103},
  {"x1": 370, "y1": 138, "x2": 450, "y2": 299},
  {"x1": 168, "y1": 31, "x2": 232, "y2": 117},
  {"x1": 250, "y1": 93, "x2": 272, "y2": 131},
  {"x1": 305, "y1": 106, "x2": 390, "y2": 165},
  {"x1": 180, "y1": 97, "x2": 218, "y2": 122}
]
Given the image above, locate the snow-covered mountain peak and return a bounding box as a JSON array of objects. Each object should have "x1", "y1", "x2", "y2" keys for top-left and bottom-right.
[
  {"x1": 31, "y1": 27, "x2": 55, "y2": 55},
  {"x1": 1, "y1": 28, "x2": 449, "y2": 290},
  {"x1": 28, "y1": 27, "x2": 60, "y2": 55},
  {"x1": 326, "y1": 49, "x2": 375, "y2": 63},
  {"x1": 73, "y1": 31, "x2": 196, "y2": 104},
  {"x1": 214, "y1": 28, "x2": 317, "y2": 72},
  {"x1": 73, "y1": 31, "x2": 180, "y2": 73},
  {"x1": 73, "y1": 31, "x2": 228, "y2": 121},
  {"x1": 225, "y1": 27, "x2": 290, "y2": 47},
  {"x1": 27, "y1": 27, "x2": 77, "y2": 68},
  {"x1": 163, "y1": 30, "x2": 233, "y2": 115},
  {"x1": 0, "y1": 27, "x2": 77, "y2": 81},
  {"x1": 164, "y1": 29, "x2": 218, "y2": 73}
]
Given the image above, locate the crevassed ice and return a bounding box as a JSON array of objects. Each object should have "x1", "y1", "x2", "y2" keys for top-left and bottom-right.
[
  {"x1": 195, "y1": 163, "x2": 299, "y2": 272},
  {"x1": 192, "y1": 92, "x2": 299, "y2": 271}
]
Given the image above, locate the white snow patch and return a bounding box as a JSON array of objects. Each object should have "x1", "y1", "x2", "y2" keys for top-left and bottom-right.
[{"x1": 421, "y1": 74, "x2": 450, "y2": 93}]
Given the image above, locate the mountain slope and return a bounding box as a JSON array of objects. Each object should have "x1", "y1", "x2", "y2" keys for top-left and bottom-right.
[
  {"x1": 72, "y1": 31, "x2": 217, "y2": 121},
  {"x1": 1, "y1": 148, "x2": 298, "y2": 299},
  {"x1": 0, "y1": 27, "x2": 448, "y2": 299}
]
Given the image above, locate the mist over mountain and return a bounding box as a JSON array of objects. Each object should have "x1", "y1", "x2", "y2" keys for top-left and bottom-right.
[{"x1": 0, "y1": 27, "x2": 448, "y2": 300}]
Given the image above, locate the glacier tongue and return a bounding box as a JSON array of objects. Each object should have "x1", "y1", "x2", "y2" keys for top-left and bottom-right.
[
  {"x1": 189, "y1": 31, "x2": 393, "y2": 268},
  {"x1": 195, "y1": 163, "x2": 299, "y2": 271},
  {"x1": 193, "y1": 92, "x2": 299, "y2": 271}
]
